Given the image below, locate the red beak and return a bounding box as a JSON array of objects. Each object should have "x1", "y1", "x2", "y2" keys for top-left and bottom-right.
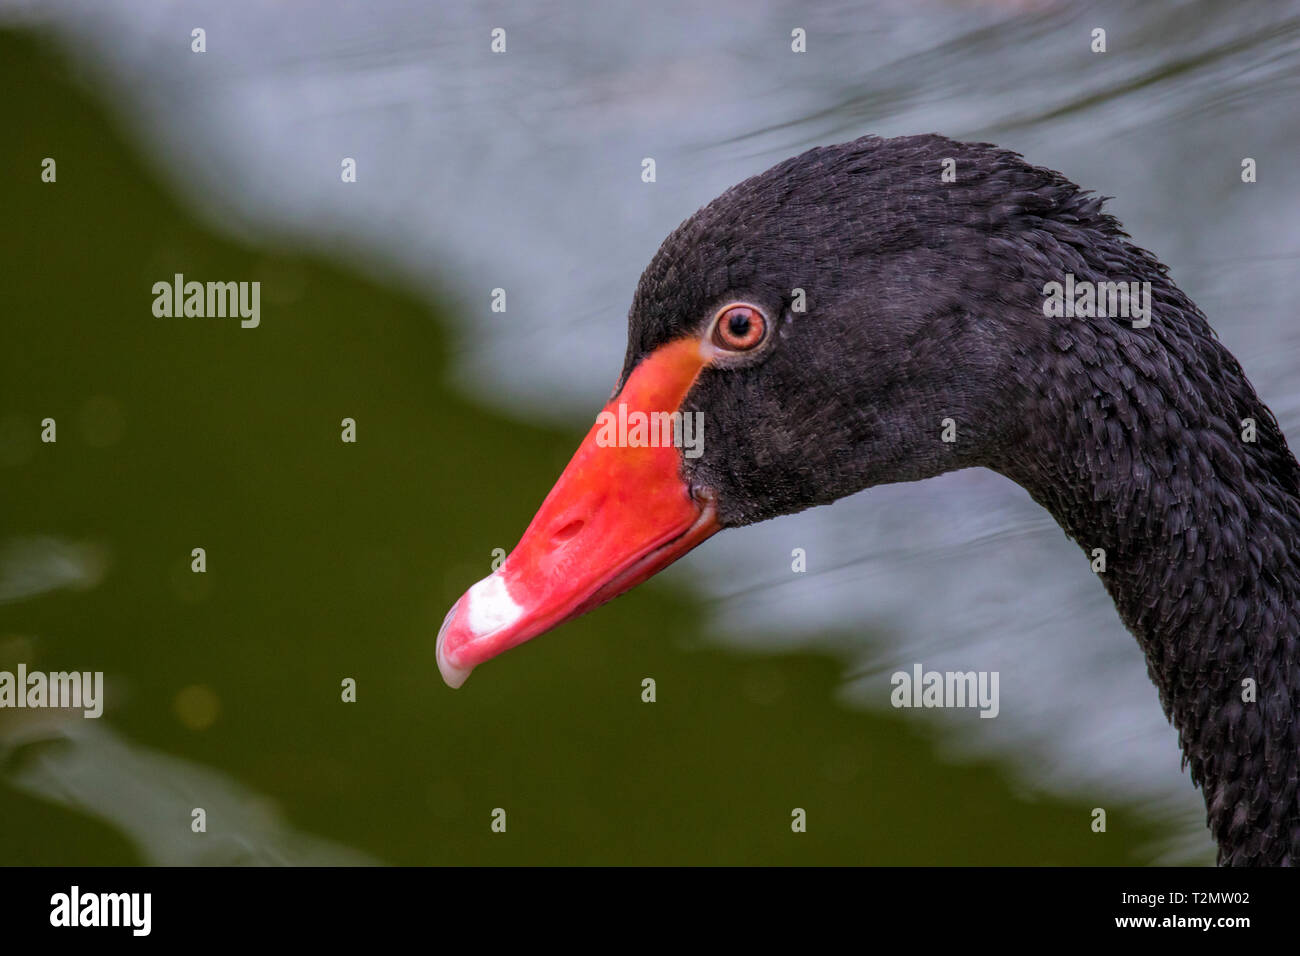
[{"x1": 436, "y1": 337, "x2": 722, "y2": 687}]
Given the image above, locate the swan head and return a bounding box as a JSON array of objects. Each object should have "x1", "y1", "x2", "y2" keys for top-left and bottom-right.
[{"x1": 437, "y1": 133, "x2": 1154, "y2": 687}]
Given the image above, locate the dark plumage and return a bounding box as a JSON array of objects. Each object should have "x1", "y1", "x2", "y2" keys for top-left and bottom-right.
[{"x1": 624, "y1": 134, "x2": 1300, "y2": 865}]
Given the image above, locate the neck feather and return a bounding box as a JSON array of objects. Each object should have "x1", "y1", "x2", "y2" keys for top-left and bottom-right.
[{"x1": 1002, "y1": 289, "x2": 1300, "y2": 865}]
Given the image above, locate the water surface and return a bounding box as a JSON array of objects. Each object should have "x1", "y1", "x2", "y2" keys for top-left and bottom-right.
[{"x1": 5, "y1": 0, "x2": 1299, "y2": 863}]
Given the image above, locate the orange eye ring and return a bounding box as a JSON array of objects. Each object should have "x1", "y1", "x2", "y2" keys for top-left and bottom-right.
[{"x1": 711, "y1": 305, "x2": 767, "y2": 351}]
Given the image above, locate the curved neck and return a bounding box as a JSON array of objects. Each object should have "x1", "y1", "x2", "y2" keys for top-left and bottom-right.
[{"x1": 1001, "y1": 315, "x2": 1300, "y2": 865}]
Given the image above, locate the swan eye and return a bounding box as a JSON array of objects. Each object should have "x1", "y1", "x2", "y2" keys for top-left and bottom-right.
[{"x1": 711, "y1": 305, "x2": 767, "y2": 351}]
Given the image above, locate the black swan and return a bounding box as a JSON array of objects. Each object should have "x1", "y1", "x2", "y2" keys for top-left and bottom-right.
[{"x1": 437, "y1": 134, "x2": 1300, "y2": 866}]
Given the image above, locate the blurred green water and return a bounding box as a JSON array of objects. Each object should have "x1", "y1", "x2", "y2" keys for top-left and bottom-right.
[{"x1": 0, "y1": 31, "x2": 1168, "y2": 864}]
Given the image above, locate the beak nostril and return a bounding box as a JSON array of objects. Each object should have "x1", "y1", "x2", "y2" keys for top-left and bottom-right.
[{"x1": 553, "y1": 519, "x2": 584, "y2": 542}]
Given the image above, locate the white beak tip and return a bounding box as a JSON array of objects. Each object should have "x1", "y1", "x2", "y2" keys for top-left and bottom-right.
[{"x1": 436, "y1": 600, "x2": 474, "y2": 689}]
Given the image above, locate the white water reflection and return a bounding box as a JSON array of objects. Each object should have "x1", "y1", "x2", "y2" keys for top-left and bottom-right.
[
  {"x1": 0, "y1": 536, "x2": 107, "y2": 604},
  {"x1": 8, "y1": 0, "x2": 1300, "y2": 861},
  {"x1": 0, "y1": 545, "x2": 373, "y2": 865},
  {"x1": 4, "y1": 719, "x2": 375, "y2": 865}
]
